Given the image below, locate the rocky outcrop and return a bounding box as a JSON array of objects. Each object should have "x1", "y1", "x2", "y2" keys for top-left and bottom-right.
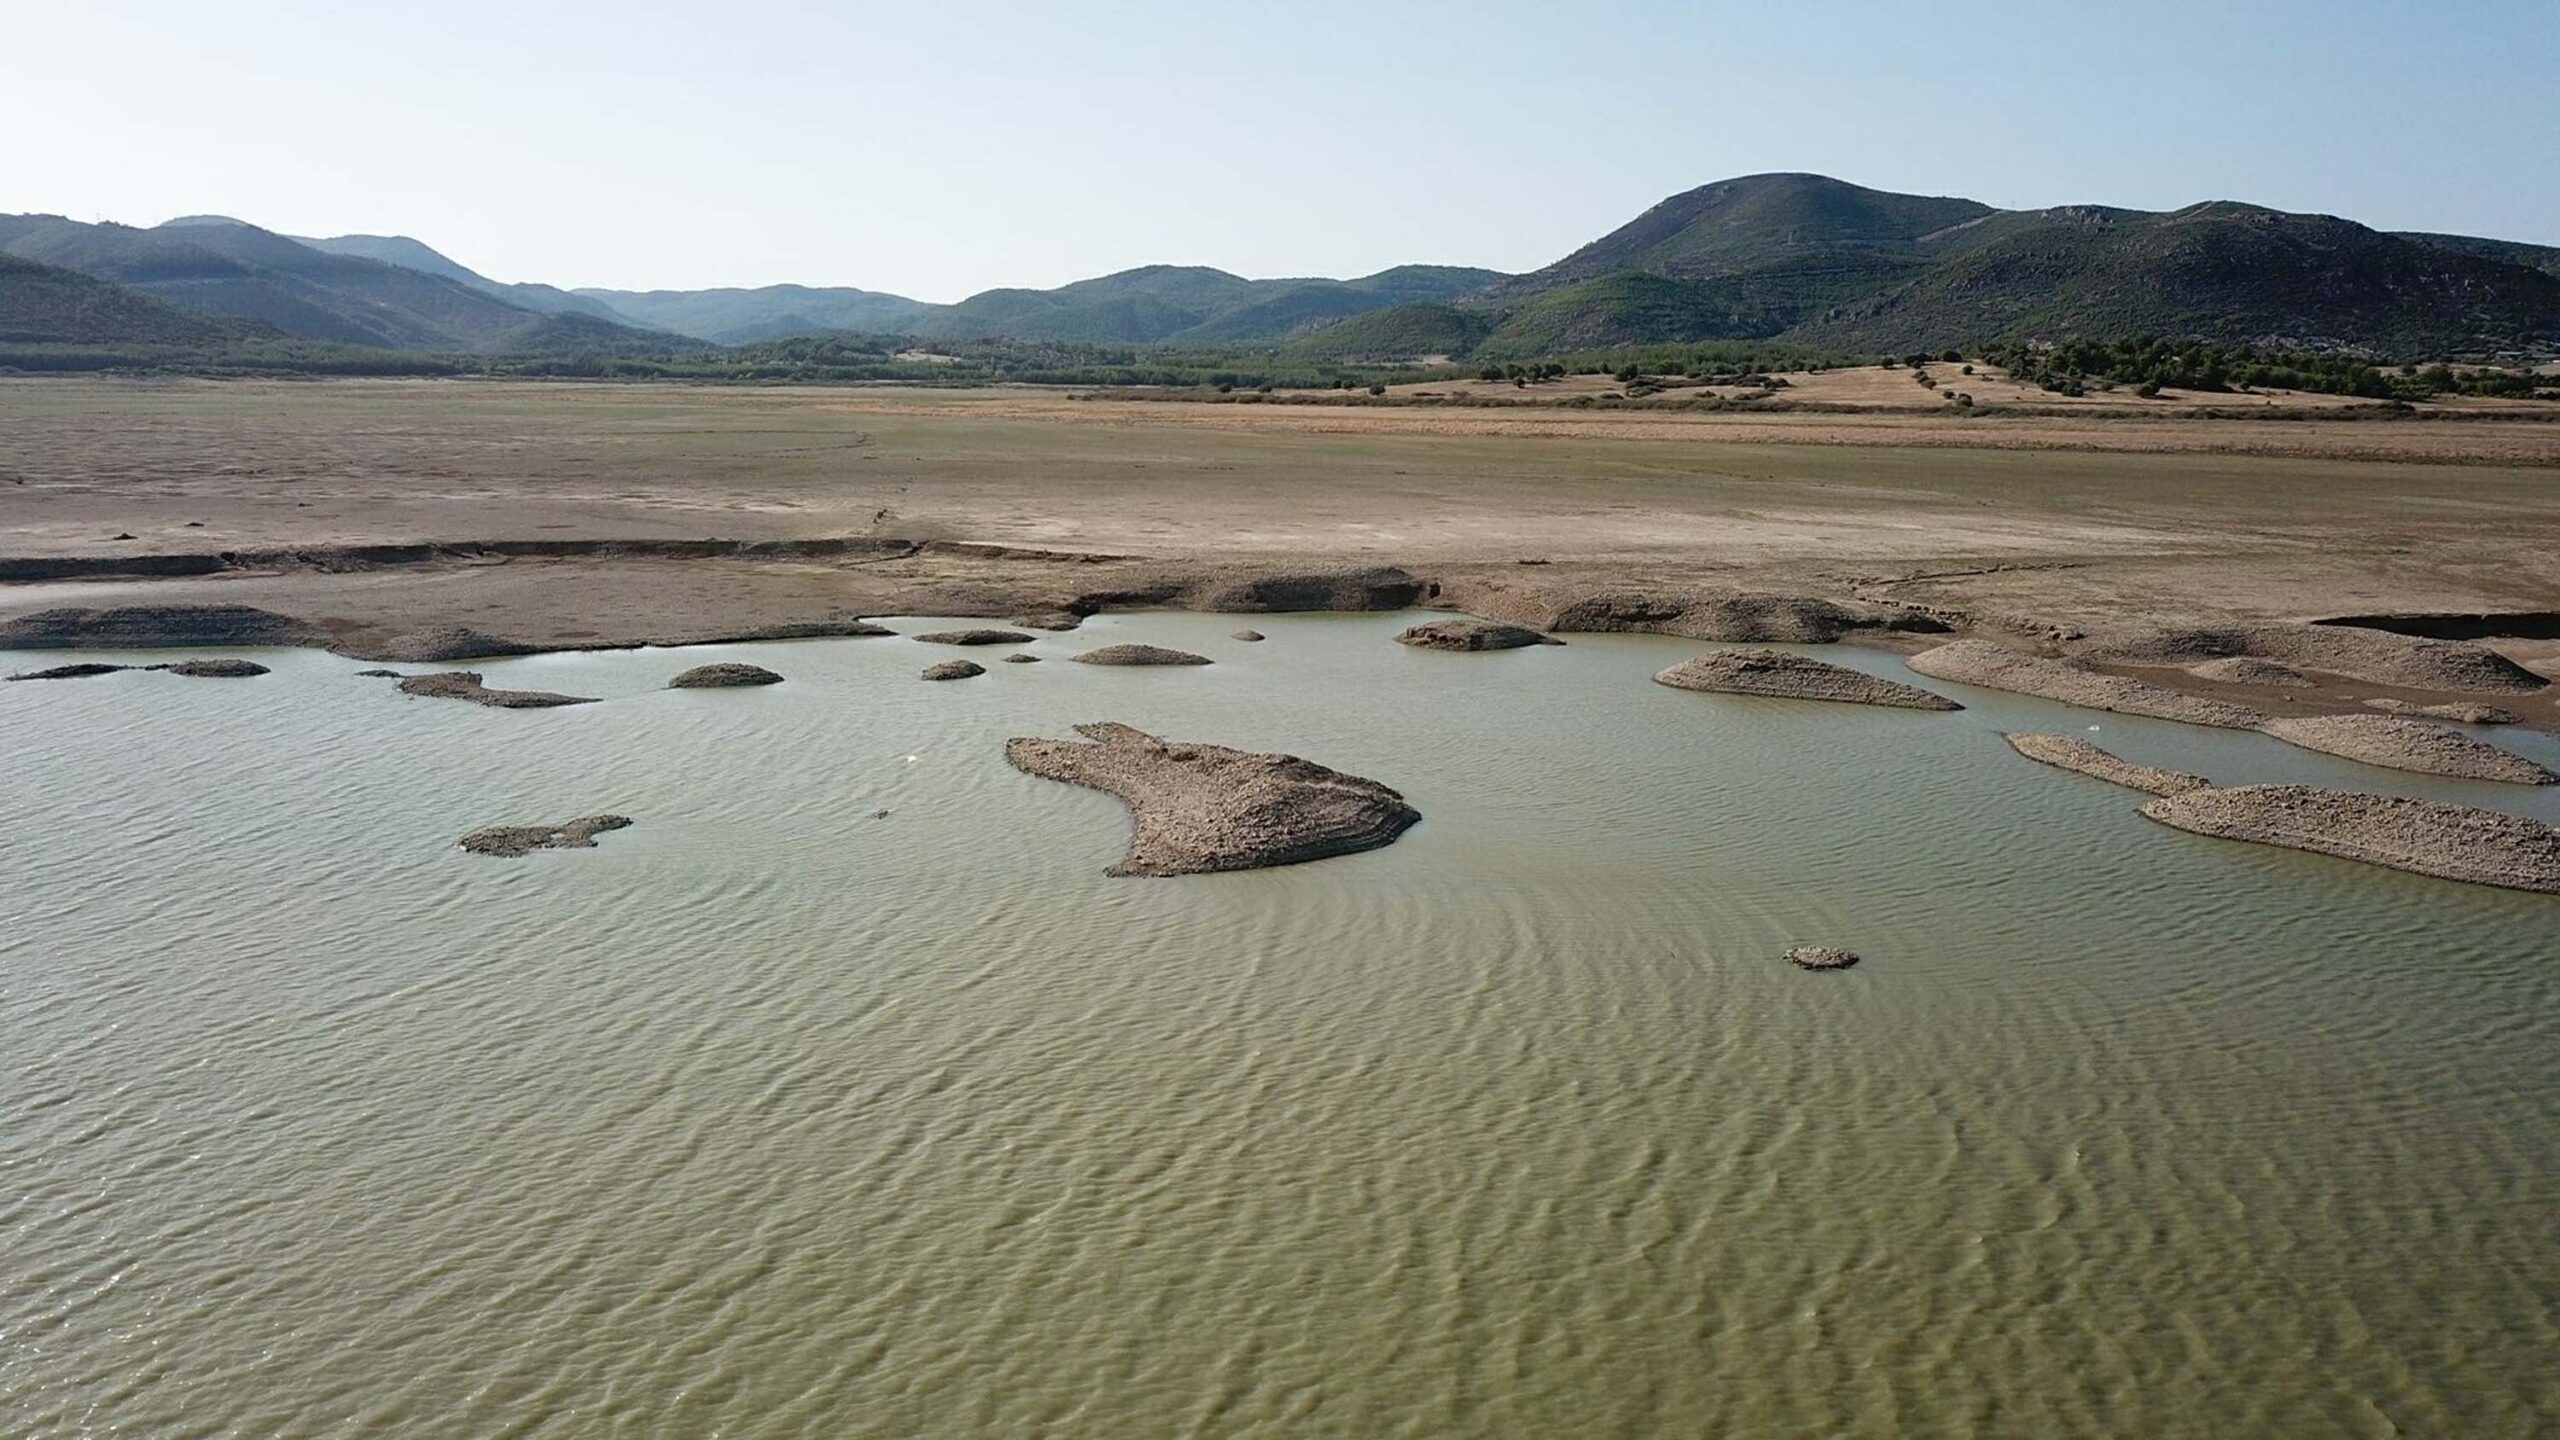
[
  {"x1": 163, "y1": 659, "x2": 270, "y2": 678},
  {"x1": 1785, "y1": 945, "x2": 1861, "y2": 970},
  {"x1": 2086, "y1": 623, "x2": 2547, "y2": 695},
  {"x1": 1394, "y1": 618, "x2": 1562, "y2": 651},
  {"x1": 1231, "y1": 629, "x2": 1266, "y2": 642},
  {"x1": 0, "y1": 604, "x2": 325, "y2": 650},
  {"x1": 2186, "y1": 656, "x2": 2315, "y2": 687},
  {"x1": 1004, "y1": 722, "x2": 1419, "y2": 876},
  {"x1": 2364, "y1": 698, "x2": 2521, "y2": 725},
  {"x1": 2258, "y1": 714, "x2": 2555, "y2": 784},
  {"x1": 394, "y1": 671, "x2": 600, "y2": 709},
  {"x1": 1906, "y1": 640, "x2": 2269, "y2": 728},
  {"x1": 1002, "y1": 653, "x2": 1042, "y2": 664},
  {"x1": 6, "y1": 662, "x2": 133, "y2": 681},
  {"x1": 921, "y1": 659, "x2": 986, "y2": 680},
  {"x1": 2140, "y1": 786, "x2": 2560, "y2": 894},
  {"x1": 1188, "y1": 566, "x2": 1425, "y2": 613},
  {"x1": 1654, "y1": 650, "x2": 1959, "y2": 709},
  {"x1": 359, "y1": 626, "x2": 539, "y2": 663},
  {"x1": 667, "y1": 663, "x2": 784, "y2": 688},
  {"x1": 1073, "y1": 643, "x2": 1212, "y2": 666},
  {"x1": 914, "y1": 628, "x2": 1033, "y2": 646},
  {"x1": 2003, "y1": 733, "x2": 2213, "y2": 797},
  {"x1": 459, "y1": 814, "x2": 633, "y2": 857}
]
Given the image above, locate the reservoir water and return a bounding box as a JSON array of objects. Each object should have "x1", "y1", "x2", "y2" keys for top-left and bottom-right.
[{"x1": 4, "y1": 611, "x2": 2556, "y2": 1437}]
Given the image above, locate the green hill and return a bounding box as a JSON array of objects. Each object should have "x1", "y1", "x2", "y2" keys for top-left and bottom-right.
[
  {"x1": 574, "y1": 283, "x2": 936, "y2": 344},
  {"x1": 297, "y1": 233, "x2": 636, "y2": 323},
  {"x1": 0, "y1": 252, "x2": 267, "y2": 346}
]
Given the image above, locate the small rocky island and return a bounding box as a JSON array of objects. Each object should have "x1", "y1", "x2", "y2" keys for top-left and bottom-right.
[
  {"x1": 393, "y1": 671, "x2": 601, "y2": 709},
  {"x1": 922, "y1": 659, "x2": 985, "y2": 680},
  {"x1": 2003, "y1": 733, "x2": 2212, "y2": 797},
  {"x1": 459, "y1": 814, "x2": 634, "y2": 857},
  {"x1": 1072, "y1": 643, "x2": 1211, "y2": 666},
  {"x1": 914, "y1": 628, "x2": 1033, "y2": 646},
  {"x1": 2141, "y1": 786, "x2": 2560, "y2": 894},
  {"x1": 667, "y1": 662, "x2": 784, "y2": 688},
  {"x1": 2258, "y1": 714, "x2": 2555, "y2": 784},
  {"x1": 1394, "y1": 618, "x2": 1562, "y2": 651},
  {"x1": 1654, "y1": 650, "x2": 1960, "y2": 710},
  {"x1": 1785, "y1": 945, "x2": 1861, "y2": 970},
  {"x1": 8, "y1": 658, "x2": 272, "y2": 682},
  {"x1": 1004, "y1": 721, "x2": 1420, "y2": 876},
  {"x1": 1908, "y1": 640, "x2": 2269, "y2": 728}
]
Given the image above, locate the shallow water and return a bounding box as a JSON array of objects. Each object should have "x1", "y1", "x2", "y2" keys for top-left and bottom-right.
[{"x1": 3, "y1": 611, "x2": 2556, "y2": 1438}]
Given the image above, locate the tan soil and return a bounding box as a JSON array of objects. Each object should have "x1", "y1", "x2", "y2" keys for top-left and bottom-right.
[
  {"x1": 1907, "y1": 641, "x2": 2270, "y2": 728},
  {"x1": 459, "y1": 814, "x2": 633, "y2": 858},
  {"x1": 394, "y1": 671, "x2": 600, "y2": 709},
  {"x1": 1654, "y1": 650, "x2": 1960, "y2": 709},
  {"x1": 2140, "y1": 786, "x2": 2560, "y2": 893},
  {"x1": 1003, "y1": 721, "x2": 1419, "y2": 876},
  {"x1": 2087, "y1": 624, "x2": 2545, "y2": 694},
  {"x1": 2256, "y1": 714, "x2": 2556, "y2": 784},
  {"x1": 2003, "y1": 733, "x2": 2213, "y2": 797},
  {"x1": 1393, "y1": 618, "x2": 1562, "y2": 651}
]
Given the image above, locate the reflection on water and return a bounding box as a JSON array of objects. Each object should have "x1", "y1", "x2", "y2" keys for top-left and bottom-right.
[{"x1": 3, "y1": 612, "x2": 2556, "y2": 1437}]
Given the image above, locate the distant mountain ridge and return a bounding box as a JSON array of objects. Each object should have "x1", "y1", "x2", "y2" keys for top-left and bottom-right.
[{"x1": 4, "y1": 175, "x2": 2556, "y2": 359}]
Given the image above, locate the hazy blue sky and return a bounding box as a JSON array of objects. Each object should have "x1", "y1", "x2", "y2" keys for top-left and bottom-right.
[{"x1": 10, "y1": 2, "x2": 2555, "y2": 299}]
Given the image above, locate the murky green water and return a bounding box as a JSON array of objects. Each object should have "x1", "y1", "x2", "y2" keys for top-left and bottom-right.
[{"x1": 4, "y1": 611, "x2": 2556, "y2": 1437}]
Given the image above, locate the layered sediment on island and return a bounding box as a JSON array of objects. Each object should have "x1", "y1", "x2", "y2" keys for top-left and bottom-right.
[{"x1": 1655, "y1": 650, "x2": 1959, "y2": 709}]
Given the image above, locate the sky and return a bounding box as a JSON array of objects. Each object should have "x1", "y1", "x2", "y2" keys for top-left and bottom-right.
[{"x1": 9, "y1": 2, "x2": 2556, "y2": 300}]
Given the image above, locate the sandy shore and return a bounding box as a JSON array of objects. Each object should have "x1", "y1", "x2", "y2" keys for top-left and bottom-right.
[{"x1": 3, "y1": 377, "x2": 2557, "y2": 728}]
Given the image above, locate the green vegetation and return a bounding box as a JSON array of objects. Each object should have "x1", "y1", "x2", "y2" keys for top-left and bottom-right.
[{"x1": 1986, "y1": 337, "x2": 2553, "y2": 401}]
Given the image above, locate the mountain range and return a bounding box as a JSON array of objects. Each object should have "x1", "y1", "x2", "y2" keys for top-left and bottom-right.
[{"x1": 7, "y1": 174, "x2": 2558, "y2": 361}]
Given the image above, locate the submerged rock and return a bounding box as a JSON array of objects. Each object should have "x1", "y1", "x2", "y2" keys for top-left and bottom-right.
[
  {"x1": 1004, "y1": 721, "x2": 1419, "y2": 876},
  {"x1": 2140, "y1": 785, "x2": 2560, "y2": 894},
  {"x1": 1907, "y1": 640, "x2": 2268, "y2": 729},
  {"x1": 1785, "y1": 945, "x2": 1861, "y2": 970},
  {"x1": 1002, "y1": 653, "x2": 1042, "y2": 664},
  {"x1": 6, "y1": 662, "x2": 133, "y2": 681},
  {"x1": 1394, "y1": 618, "x2": 1561, "y2": 651},
  {"x1": 1073, "y1": 643, "x2": 1212, "y2": 666},
  {"x1": 353, "y1": 668, "x2": 403, "y2": 678},
  {"x1": 1231, "y1": 629, "x2": 1266, "y2": 642},
  {"x1": 2364, "y1": 697, "x2": 2521, "y2": 725},
  {"x1": 913, "y1": 628, "x2": 1033, "y2": 646},
  {"x1": 396, "y1": 671, "x2": 600, "y2": 709},
  {"x1": 161, "y1": 658, "x2": 269, "y2": 678},
  {"x1": 2004, "y1": 733, "x2": 2212, "y2": 797},
  {"x1": 922, "y1": 659, "x2": 986, "y2": 680},
  {"x1": 667, "y1": 662, "x2": 784, "y2": 689},
  {"x1": 1654, "y1": 650, "x2": 1959, "y2": 710},
  {"x1": 459, "y1": 814, "x2": 633, "y2": 858},
  {"x1": 2258, "y1": 714, "x2": 2554, "y2": 784}
]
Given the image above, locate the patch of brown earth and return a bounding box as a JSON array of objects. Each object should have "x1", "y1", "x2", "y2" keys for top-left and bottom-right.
[
  {"x1": 459, "y1": 814, "x2": 633, "y2": 857},
  {"x1": 2140, "y1": 786, "x2": 2560, "y2": 893},
  {"x1": 2003, "y1": 733, "x2": 2213, "y2": 797},
  {"x1": 2257, "y1": 714, "x2": 2556, "y2": 784},
  {"x1": 1003, "y1": 721, "x2": 1419, "y2": 876},
  {"x1": 359, "y1": 625, "x2": 540, "y2": 663},
  {"x1": 395, "y1": 671, "x2": 601, "y2": 709},
  {"x1": 1907, "y1": 640, "x2": 2270, "y2": 728},
  {"x1": 1072, "y1": 644, "x2": 1212, "y2": 666},
  {"x1": 1655, "y1": 650, "x2": 1959, "y2": 709}
]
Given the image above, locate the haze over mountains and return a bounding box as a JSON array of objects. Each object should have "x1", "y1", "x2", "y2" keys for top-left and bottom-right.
[{"x1": 7, "y1": 174, "x2": 2559, "y2": 361}]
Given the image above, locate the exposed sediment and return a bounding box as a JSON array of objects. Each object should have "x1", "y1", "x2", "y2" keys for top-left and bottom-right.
[
  {"x1": 459, "y1": 814, "x2": 633, "y2": 857},
  {"x1": 0, "y1": 604, "x2": 326, "y2": 650},
  {"x1": 921, "y1": 659, "x2": 985, "y2": 680},
  {"x1": 1785, "y1": 945, "x2": 1861, "y2": 970},
  {"x1": 7, "y1": 662, "x2": 133, "y2": 681},
  {"x1": 1906, "y1": 640, "x2": 2270, "y2": 728},
  {"x1": 1002, "y1": 653, "x2": 1041, "y2": 664},
  {"x1": 360, "y1": 626, "x2": 540, "y2": 663},
  {"x1": 1394, "y1": 618, "x2": 1562, "y2": 651},
  {"x1": 2257, "y1": 714, "x2": 2556, "y2": 784},
  {"x1": 914, "y1": 628, "x2": 1033, "y2": 646},
  {"x1": 2364, "y1": 697, "x2": 2521, "y2": 725},
  {"x1": 667, "y1": 663, "x2": 784, "y2": 688},
  {"x1": 2003, "y1": 733, "x2": 2213, "y2": 797},
  {"x1": 2186, "y1": 656, "x2": 2315, "y2": 687},
  {"x1": 163, "y1": 659, "x2": 269, "y2": 678},
  {"x1": 1004, "y1": 721, "x2": 1419, "y2": 876},
  {"x1": 395, "y1": 671, "x2": 601, "y2": 709},
  {"x1": 2140, "y1": 786, "x2": 2560, "y2": 894},
  {"x1": 1440, "y1": 579, "x2": 1942, "y2": 644},
  {"x1": 2086, "y1": 622, "x2": 2547, "y2": 695},
  {"x1": 1073, "y1": 643, "x2": 1212, "y2": 666},
  {"x1": 1654, "y1": 650, "x2": 1959, "y2": 709}
]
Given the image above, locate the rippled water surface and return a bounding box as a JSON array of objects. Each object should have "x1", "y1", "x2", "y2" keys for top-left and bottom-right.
[{"x1": 4, "y1": 612, "x2": 2557, "y2": 1437}]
